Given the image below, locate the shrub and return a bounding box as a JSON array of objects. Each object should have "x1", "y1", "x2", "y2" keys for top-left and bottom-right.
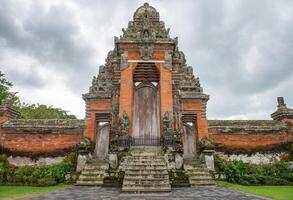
[
  {"x1": 13, "y1": 162, "x2": 73, "y2": 186},
  {"x1": 0, "y1": 155, "x2": 16, "y2": 183},
  {"x1": 37, "y1": 177, "x2": 56, "y2": 186},
  {"x1": 0, "y1": 154, "x2": 10, "y2": 167},
  {"x1": 63, "y1": 152, "x2": 78, "y2": 169},
  {"x1": 214, "y1": 155, "x2": 293, "y2": 185},
  {"x1": 281, "y1": 143, "x2": 293, "y2": 161}
]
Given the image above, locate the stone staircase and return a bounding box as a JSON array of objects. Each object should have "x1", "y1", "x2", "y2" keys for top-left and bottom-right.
[
  {"x1": 184, "y1": 160, "x2": 215, "y2": 187},
  {"x1": 121, "y1": 146, "x2": 171, "y2": 193},
  {"x1": 76, "y1": 160, "x2": 108, "y2": 186}
]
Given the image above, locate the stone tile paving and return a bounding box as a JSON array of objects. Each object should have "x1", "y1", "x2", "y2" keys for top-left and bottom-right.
[{"x1": 27, "y1": 187, "x2": 266, "y2": 200}]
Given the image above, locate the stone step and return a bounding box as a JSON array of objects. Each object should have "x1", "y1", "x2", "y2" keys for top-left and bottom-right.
[
  {"x1": 186, "y1": 168, "x2": 210, "y2": 173},
  {"x1": 124, "y1": 166, "x2": 168, "y2": 170},
  {"x1": 125, "y1": 158, "x2": 165, "y2": 162},
  {"x1": 189, "y1": 176, "x2": 213, "y2": 181},
  {"x1": 76, "y1": 180, "x2": 103, "y2": 186},
  {"x1": 124, "y1": 174, "x2": 169, "y2": 179},
  {"x1": 123, "y1": 182, "x2": 171, "y2": 187},
  {"x1": 124, "y1": 177, "x2": 169, "y2": 181},
  {"x1": 79, "y1": 175, "x2": 104, "y2": 181},
  {"x1": 130, "y1": 153, "x2": 164, "y2": 157},
  {"x1": 123, "y1": 179, "x2": 170, "y2": 185},
  {"x1": 186, "y1": 171, "x2": 210, "y2": 175},
  {"x1": 125, "y1": 163, "x2": 166, "y2": 167},
  {"x1": 122, "y1": 186, "x2": 171, "y2": 193},
  {"x1": 125, "y1": 170, "x2": 168, "y2": 175},
  {"x1": 84, "y1": 165, "x2": 108, "y2": 170},
  {"x1": 81, "y1": 171, "x2": 105, "y2": 176}
]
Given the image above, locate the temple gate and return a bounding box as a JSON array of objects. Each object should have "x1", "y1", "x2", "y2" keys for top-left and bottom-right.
[
  {"x1": 77, "y1": 3, "x2": 214, "y2": 190},
  {"x1": 82, "y1": 2, "x2": 209, "y2": 159}
]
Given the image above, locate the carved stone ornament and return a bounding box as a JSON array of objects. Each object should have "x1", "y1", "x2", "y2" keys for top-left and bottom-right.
[
  {"x1": 120, "y1": 111, "x2": 129, "y2": 136},
  {"x1": 277, "y1": 97, "x2": 286, "y2": 108},
  {"x1": 163, "y1": 112, "x2": 172, "y2": 136},
  {"x1": 165, "y1": 51, "x2": 172, "y2": 70},
  {"x1": 120, "y1": 51, "x2": 128, "y2": 69},
  {"x1": 139, "y1": 45, "x2": 153, "y2": 60},
  {"x1": 199, "y1": 136, "x2": 215, "y2": 150}
]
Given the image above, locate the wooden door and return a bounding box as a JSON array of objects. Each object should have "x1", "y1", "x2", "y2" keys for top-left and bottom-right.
[{"x1": 132, "y1": 82, "x2": 160, "y2": 140}]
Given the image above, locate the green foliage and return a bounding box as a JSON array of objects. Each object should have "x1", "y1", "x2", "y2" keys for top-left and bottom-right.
[
  {"x1": 37, "y1": 177, "x2": 57, "y2": 186},
  {"x1": 17, "y1": 103, "x2": 77, "y2": 119},
  {"x1": 0, "y1": 71, "x2": 19, "y2": 106},
  {"x1": 214, "y1": 155, "x2": 293, "y2": 185},
  {"x1": 0, "y1": 155, "x2": 16, "y2": 183},
  {"x1": 1, "y1": 161, "x2": 74, "y2": 186},
  {"x1": 63, "y1": 152, "x2": 78, "y2": 166},
  {"x1": 281, "y1": 143, "x2": 293, "y2": 161}
]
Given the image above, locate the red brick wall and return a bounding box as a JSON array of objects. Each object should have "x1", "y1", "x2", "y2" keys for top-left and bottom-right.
[
  {"x1": 208, "y1": 124, "x2": 292, "y2": 151},
  {"x1": 0, "y1": 132, "x2": 82, "y2": 156},
  {"x1": 209, "y1": 133, "x2": 290, "y2": 149}
]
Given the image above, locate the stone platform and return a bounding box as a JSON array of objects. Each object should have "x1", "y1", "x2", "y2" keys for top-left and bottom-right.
[{"x1": 27, "y1": 187, "x2": 265, "y2": 200}]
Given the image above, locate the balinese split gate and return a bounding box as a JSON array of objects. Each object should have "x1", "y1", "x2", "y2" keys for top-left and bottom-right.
[{"x1": 77, "y1": 3, "x2": 215, "y2": 192}]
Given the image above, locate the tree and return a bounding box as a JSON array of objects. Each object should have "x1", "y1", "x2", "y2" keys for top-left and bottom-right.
[
  {"x1": 17, "y1": 104, "x2": 77, "y2": 119},
  {"x1": 0, "y1": 70, "x2": 77, "y2": 119},
  {"x1": 0, "y1": 71, "x2": 19, "y2": 106}
]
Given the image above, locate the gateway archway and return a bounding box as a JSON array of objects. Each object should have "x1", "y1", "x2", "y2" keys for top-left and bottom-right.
[{"x1": 132, "y1": 63, "x2": 160, "y2": 145}]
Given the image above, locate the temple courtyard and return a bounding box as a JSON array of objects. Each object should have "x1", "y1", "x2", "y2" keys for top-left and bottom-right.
[
  {"x1": 27, "y1": 187, "x2": 264, "y2": 200},
  {"x1": 2, "y1": 183, "x2": 293, "y2": 200}
]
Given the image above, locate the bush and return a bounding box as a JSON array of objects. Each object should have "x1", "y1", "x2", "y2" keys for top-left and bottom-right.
[
  {"x1": 13, "y1": 162, "x2": 73, "y2": 186},
  {"x1": 0, "y1": 155, "x2": 74, "y2": 186},
  {"x1": 37, "y1": 177, "x2": 56, "y2": 186},
  {"x1": 0, "y1": 155, "x2": 16, "y2": 183},
  {"x1": 63, "y1": 152, "x2": 78, "y2": 169},
  {"x1": 281, "y1": 143, "x2": 293, "y2": 161},
  {"x1": 214, "y1": 155, "x2": 293, "y2": 185}
]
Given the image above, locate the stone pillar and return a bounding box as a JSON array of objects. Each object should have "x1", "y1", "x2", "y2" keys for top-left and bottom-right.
[
  {"x1": 119, "y1": 63, "x2": 136, "y2": 136},
  {"x1": 200, "y1": 150, "x2": 215, "y2": 171},
  {"x1": 157, "y1": 63, "x2": 173, "y2": 135}
]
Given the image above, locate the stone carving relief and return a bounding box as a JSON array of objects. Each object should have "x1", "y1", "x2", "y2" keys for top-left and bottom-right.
[
  {"x1": 139, "y1": 45, "x2": 153, "y2": 60},
  {"x1": 163, "y1": 112, "x2": 173, "y2": 136},
  {"x1": 120, "y1": 111, "x2": 129, "y2": 137}
]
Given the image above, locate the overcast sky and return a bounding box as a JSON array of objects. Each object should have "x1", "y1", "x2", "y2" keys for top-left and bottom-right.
[{"x1": 0, "y1": 0, "x2": 292, "y2": 119}]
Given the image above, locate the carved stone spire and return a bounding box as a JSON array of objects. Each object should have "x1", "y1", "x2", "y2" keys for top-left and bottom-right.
[{"x1": 271, "y1": 97, "x2": 293, "y2": 121}]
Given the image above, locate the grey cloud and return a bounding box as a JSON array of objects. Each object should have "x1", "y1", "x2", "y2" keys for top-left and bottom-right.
[{"x1": 0, "y1": 0, "x2": 292, "y2": 119}]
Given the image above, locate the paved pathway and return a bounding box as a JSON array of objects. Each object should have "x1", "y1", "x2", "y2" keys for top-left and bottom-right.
[{"x1": 27, "y1": 187, "x2": 265, "y2": 200}]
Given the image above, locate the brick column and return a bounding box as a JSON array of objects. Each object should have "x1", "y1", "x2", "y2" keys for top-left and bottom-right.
[
  {"x1": 119, "y1": 63, "x2": 137, "y2": 136},
  {"x1": 157, "y1": 63, "x2": 173, "y2": 135}
]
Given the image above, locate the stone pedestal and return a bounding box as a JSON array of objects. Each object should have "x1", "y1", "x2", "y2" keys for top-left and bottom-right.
[
  {"x1": 76, "y1": 154, "x2": 88, "y2": 172},
  {"x1": 200, "y1": 150, "x2": 215, "y2": 171},
  {"x1": 109, "y1": 153, "x2": 118, "y2": 169}
]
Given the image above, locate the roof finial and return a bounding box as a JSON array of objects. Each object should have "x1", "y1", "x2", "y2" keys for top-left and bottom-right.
[{"x1": 277, "y1": 97, "x2": 286, "y2": 108}]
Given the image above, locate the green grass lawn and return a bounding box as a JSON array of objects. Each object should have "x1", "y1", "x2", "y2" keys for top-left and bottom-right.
[
  {"x1": 217, "y1": 181, "x2": 293, "y2": 200},
  {"x1": 0, "y1": 184, "x2": 72, "y2": 200}
]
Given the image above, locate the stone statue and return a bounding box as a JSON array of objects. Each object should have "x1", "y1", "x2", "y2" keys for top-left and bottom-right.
[
  {"x1": 120, "y1": 111, "x2": 129, "y2": 136},
  {"x1": 163, "y1": 112, "x2": 172, "y2": 136},
  {"x1": 199, "y1": 137, "x2": 215, "y2": 150}
]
